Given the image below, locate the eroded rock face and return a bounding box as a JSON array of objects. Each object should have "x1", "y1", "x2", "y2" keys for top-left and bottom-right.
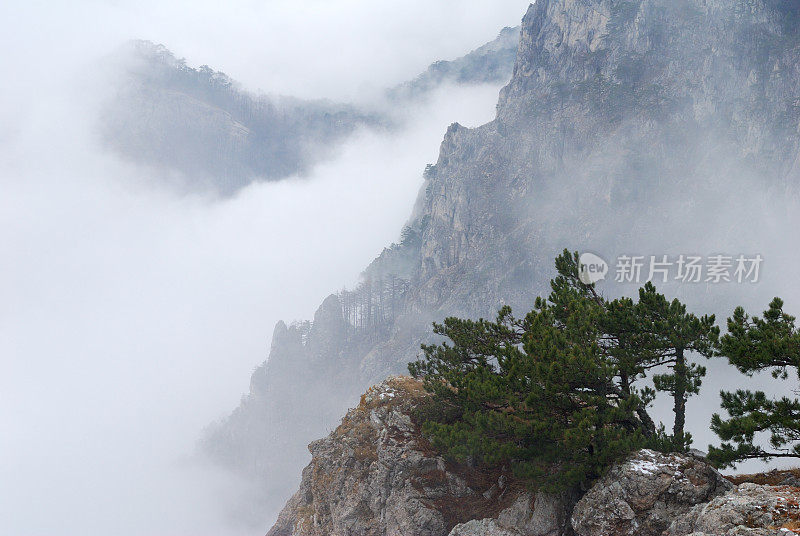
[
  {"x1": 571, "y1": 449, "x2": 733, "y2": 536},
  {"x1": 670, "y1": 483, "x2": 800, "y2": 536},
  {"x1": 266, "y1": 377, "x2": 567, "y2": 536}
]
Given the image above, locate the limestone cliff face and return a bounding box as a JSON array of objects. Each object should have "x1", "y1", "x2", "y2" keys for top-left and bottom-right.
[
  {"x1": 206, "y1": 0, "x2": 800, "y2": 525},
  {"x1": 202, "y1": 295, "x2": 362, "y2": 515},
  {"x1": 414, "y1": 0, "x2": 800, "y2": 319}
]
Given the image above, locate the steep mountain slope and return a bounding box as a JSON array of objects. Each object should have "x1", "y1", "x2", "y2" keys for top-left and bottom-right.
[
  {"x1": 204, "y1": 0, "x2": 800, "y2": 527},
  {"x1": 101, "y1": 40, "x2": 380, "y2": 194},
  {"x1": 100, "y1": 28, "x2": 520, "y2": 194},
  {"x1": 388, "y1": 26, "x2": 520, "y2": 100}
]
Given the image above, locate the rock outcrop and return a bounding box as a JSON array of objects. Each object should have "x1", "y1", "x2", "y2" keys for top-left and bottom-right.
[
  {"x1": 571, "y1": 450, "x2": 732, "y2": 536},
  {"x1": 448, "y1": 493, "x2": 570, "y2": 536},
  {"x1": 266, "y1": 377, "x2": 572, "y2": 536},
  {"x1": 268, "y1": 378, "x2": 800, "y2": 536},
  {"x1": 669, "y1": 483, "x2": 800, "y2": 536},
  {"x1": 571, "y1": 451, "x2": 800, "y2": 536}
]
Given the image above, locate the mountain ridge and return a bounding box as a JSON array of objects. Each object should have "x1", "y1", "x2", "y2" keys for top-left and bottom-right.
[
  {"x1": 204, "y1": 0, "x2": 800, "y2": 528},
  {"x1": 100, "y1": 27, "x2": 521, "y2": 194}
]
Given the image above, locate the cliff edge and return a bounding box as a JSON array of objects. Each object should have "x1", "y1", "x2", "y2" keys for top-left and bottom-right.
[
  {"x1": 266, "y1": 376, "x2": 572, "y2": 536},
  {"x1": 268, "y1": 377, "x2": 800, "y2": 536}
]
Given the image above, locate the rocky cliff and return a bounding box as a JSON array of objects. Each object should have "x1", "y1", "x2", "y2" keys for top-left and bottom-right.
[
  {"x1": 267, "y1": 377, "x2": 800, "y2": 536},
  {"x1": 266, "y1": 377, "x2": 573, "y2": 536},
  {"x1": 206, "y1": 0, "x2": 800, "y2": 527},
  {"x1": 388, "y1": 26, "x2": 521, "y2": 100}
]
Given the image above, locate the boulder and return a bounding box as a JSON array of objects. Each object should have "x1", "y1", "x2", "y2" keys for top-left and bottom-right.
[
  {"x1": 571, "y1": 449, "x2": 732, "y2": 536},
  {"x1": 669, "y1": 483, "x2": 800, "y2": 536},
  {"x1": 448, "y1": 493, "x2": 569, "y2": 536}
]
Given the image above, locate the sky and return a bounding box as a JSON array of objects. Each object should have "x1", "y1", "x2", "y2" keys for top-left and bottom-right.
[
  {"x1": 0, "y1": 1, "x2": 530, "y2": 534},
  {"x1": 1, "y1": 0, "x2": 530, "y2": 102}
]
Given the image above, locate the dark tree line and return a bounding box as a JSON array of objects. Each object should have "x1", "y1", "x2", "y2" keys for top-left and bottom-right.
[{"x1": 339, "y1": 274, "x2": 410, "y2": 334}]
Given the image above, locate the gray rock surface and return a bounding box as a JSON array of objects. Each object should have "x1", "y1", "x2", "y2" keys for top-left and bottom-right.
[
  {"x1": 448, "y1": 493, "x2": 568, "y2": 536},
  {"x1": 266, "y1": 380, "x2": 799, "y2": 536},
  {"x1": 670, "y1": 483, "x2": 800, "y2": 536},
  {"x1": 448, "y1": 519, "x2": 521, "y2": 536},
  {"x1": 571, "y1": 449, "x2": 732, "y2": 536}
]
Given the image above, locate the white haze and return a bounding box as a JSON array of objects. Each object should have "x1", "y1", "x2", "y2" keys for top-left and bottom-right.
[{"x1": 0, "y1": 1, "x2": 528, "y2": 534}]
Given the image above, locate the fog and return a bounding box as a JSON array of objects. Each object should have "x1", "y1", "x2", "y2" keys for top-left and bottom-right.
[
  {"x1": 511, "y1": 104, "x2": 800, "y2": 475},
  {"x1": 6, "y1": 1, "x2": 798, "y2": 534},
  {"x1": 0, "y1": 1, "x2": 528, "y2": 534},
  {"x1": 2, "y1": 0, "x2": 528, "y2": 104}
]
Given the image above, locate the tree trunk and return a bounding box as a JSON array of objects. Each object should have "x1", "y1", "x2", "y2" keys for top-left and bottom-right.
[{"x1": 673, "y1": 348, "x2": 687, "y2": 445}]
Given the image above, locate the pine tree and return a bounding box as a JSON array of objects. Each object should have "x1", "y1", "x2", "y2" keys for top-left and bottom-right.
[
  {"x1": 546, "y1": 254, "x2": 717, "y2": 446},
  {"x1": 636, "y1": 283, "x2": 718, "y2": 450},
  {"x1": 409, "y1": 250, "x2": 721, "y2": 490},
  {"x1": 551, "y1": 252, "x2": 660, "y2": 437},
  {"x1": 709, "y1": 298, "x2": 800, "y2": 467},
  {"x1": 410, "y1": 251, "x2": 655, "y2": 491}
]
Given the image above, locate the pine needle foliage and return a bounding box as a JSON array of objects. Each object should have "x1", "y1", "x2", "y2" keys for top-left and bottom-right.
[{"x1": 410, "y1": 250, "x2": 715, "y2": 491}]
